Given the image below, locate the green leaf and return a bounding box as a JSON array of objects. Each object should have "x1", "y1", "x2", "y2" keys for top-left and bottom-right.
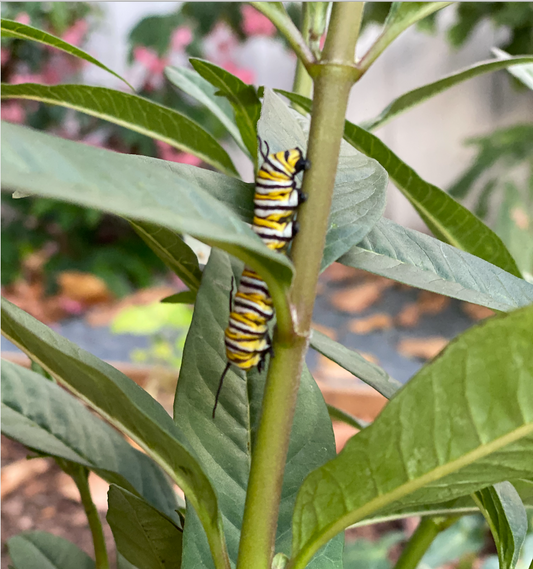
[
  {"x1": 7, "y1": 531, "x2": 95, "y2": 569},
  {"x1": 107, "y1": 485, "x2": 182, "y2": 569},
  {"x1": 339, "y1": 218, "x2": 533, "y2": 312},
  {"x1": 359, "y1": 3, "x2": 452, "y2": 73},
  {"x1": 161, "y1": 291, "x2": 197, "y2": 305},
  {"x1": 493, "y1": 48, "x2": 533, "y2": 91},
  {"x1": 1, "y1": 83, "x2": 238, "y2": 177},
  {"x1": 173, "y1": 249, "x2": 343, "y2": 568},
  {"x1": 363, "y1": 55, "x2": 533, "y2": 131},
  {"x1": 0, "y1": 18, "x2": 132, "y2": 90},
  {"x1": 190, "y1": 58, "x2": 261, "y2": 162},
  {"x1": 1, "y1": 122, "x2": 294, "y2": 325},
  {"x1": 290, "y1": 303, "x2": 533, "y2": 569},
  {"x1": 279, "y1": 90, "x2": 522, "y2": 277},
  {"x1": 1, "y1": 360, "x2": 179, "y2": 519},
  {"x1": 0, "y1": 298, "x2": 230, "y2": 569},
  {"x1": 326, "y1": 405, "x2": 367, "y2": 431},
  {"x1": 130, "y1": 221, "x2": 202, "y2": 293},
  {"x1": 310, "y1": 329, "x2": 401, "y2": 399},
  {"x1": 473, "y1": 482, "x2": 528, "y2": 569},
  {"x1": 165, "y1": 65, "x2": 247, "y2": 155},
  {"x1": 267, "y1": 89, "x2": 388, "y2": 269}
]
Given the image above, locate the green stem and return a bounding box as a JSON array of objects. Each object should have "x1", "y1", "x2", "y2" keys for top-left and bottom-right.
[
  {"x1": 69, "y1": 464, "x2": 110, "y2": 569},
  {"x1": 292, "y1": 3, "x2": 313, "y2": 107},
  {"x1": 236, "y1": 4, "x2": 364, "y2": 569},
  {"x1": 394, "y1": 516, "x2": 459, "y2": 569}
]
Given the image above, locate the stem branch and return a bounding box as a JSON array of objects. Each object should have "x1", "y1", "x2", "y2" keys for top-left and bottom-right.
[
  {"x1": 394, "y1": 516, "x2": 459, "y2": 569},
  {"x1": 68, "y1": 464, "x2": 109, "y2": 569},
  {"x1": 236, "y1": 4, "x2": 364, "y2": 569}
]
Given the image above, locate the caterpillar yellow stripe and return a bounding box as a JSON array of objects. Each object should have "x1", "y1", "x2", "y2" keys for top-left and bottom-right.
[{"x1": 213, "y1": 138, "x2": 310, "y2": 417}]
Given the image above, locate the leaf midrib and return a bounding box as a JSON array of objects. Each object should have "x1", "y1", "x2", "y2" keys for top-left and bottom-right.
[{"x1": 293, "y1": 421, "x2": 533, "y2": 568}]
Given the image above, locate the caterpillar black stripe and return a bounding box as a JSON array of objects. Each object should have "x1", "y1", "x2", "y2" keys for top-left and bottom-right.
[{"x1": 213, "y1": 139, "x2": 310, "y2": 418}]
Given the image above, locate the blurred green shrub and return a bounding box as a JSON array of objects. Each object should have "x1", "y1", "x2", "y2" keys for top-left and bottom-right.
[{"x1": 111, "y1": 301, "x2": 193, "y2": 369}]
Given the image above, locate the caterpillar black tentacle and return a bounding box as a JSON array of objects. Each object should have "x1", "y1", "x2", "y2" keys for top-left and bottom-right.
[{"x1": 212, "y1": 138, "x2": 310, "y2": 418}]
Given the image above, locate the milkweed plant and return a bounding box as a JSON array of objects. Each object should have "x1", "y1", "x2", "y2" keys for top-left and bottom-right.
[{"x1": 2, "y1": 3, "x2": 533, "y2": 569}]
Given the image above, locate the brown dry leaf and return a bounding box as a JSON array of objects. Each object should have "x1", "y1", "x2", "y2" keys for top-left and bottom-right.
[
  {"x1": 85, "y1": 285, "x2": 176, "y2": 327},
  {"x1": 40, "y1": 506, "x2": 56, "y2": 520},
  {"x1": 330, "y1": 280, "x2": 392, "y2": 313},
  {"x1": 396, "y1": 303, "x2": 421, "y2": 328},
  {"x1": 333, "y1": 422, "x2": 358, "y2": 453},
  {"x1": 1, "y1": 458, "x2": 50, "y2": 498},
  {"x1": 57, "y1": 271, "x2": 112, "y2": 305},
  {"x1": 418, "y1": 290, "x2": 450, "y2": 315},
  {"x1": 359, "y1": 352, "x2": 380, "y2": 365},
  {"x1": 398, "y1": 337, "x2": 449, "y2": 360},
  {"x1": 462, "y1": 302, "x2": 495, "y2": 321},
  {"x1": 316, "y1": 355, "x2": 354, "y2": 381},
  {"x1": 312, "y1": 322, "x2": 337, "y2": 340},
  {"x1": 57, "y1": 471, "x2": 80, "y2": 502},
  {"x1": 349, "y1": 313, "x2": 393, "y2": 334},
  {"x1": 321, "y1": 263, "x2": 362, "y2": 283},
  {"x1": 88, "y1": 472, "x2": 110, "y2": 511}
]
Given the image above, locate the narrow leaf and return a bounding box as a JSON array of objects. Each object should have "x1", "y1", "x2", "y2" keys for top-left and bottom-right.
[
  {"x1": 190, "y1": 58, "x2": 261, "y2": 162},
  {"x1": 266, "y1": 88, "x2": 388, "y2": 269},
  {"x1": 339, "y1": 218, "x2": 533, "y2": 312},
  {"x1": 1, "y1": 122, "x2": 294, "y2": 327},
  {"x1": 326, "y1": 405, "x2": 367, "y2": 431},
  {"x1": 364, "y1": 55, "x2": 533, "y2": 131},
  {"x1": 359, "y1": 3, "x2": 452, "y2": 73},
  {"x1": 473, "y1": 482, "x2": 528, "y2": 569},
  {"x1": 1, "y1": 298, "x2": 230, "y2": 569},
  {"x1": 165, "y1": 65, "x2": 247, "y2": 154},
  {"x1": 173, "y1": 250, "x2": 343, "y2": 568},
  {"x1": 310, "y1": 329, "x2": 401, "y2": 399},
  {"x1": 7, "y1": 531, "x2": 95, "y2": 569},
  {"x1": 107, "y1": 485, "x2": 182, "y2": 569},
  {"x1": 130, "y1": 221, "x2": 202, "y2": 293},
  {"x1": 291, "y1": 303, "x2": 533, "y2": 569},
  {"x1": 1, "y1": 359, "x2": 178, "y2": 519},
  {"x1": 1, "y1": 83, "x2": 238, "y2": 177},
  {"x1": 278, "y1": 90, "x2": 522, "y2": 277},
  {"x1": 161, "y1": 291, "x2": 197, "y2": 304},
  {"x1": 493, "y1": 48, "x2": 533, "y2": 91},
  {"x1": 1, "y1": 18, "x2": 132, "y2": 89}
]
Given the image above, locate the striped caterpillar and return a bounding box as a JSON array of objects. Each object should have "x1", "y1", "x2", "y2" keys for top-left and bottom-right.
[{"x1": 213, "y1": 139, "x2": 310, "y2": 417}]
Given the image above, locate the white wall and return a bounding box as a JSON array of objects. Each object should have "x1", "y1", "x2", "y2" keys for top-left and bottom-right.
[{"x1": 84, "y1": 3, "x2": 533, "y2": 231}]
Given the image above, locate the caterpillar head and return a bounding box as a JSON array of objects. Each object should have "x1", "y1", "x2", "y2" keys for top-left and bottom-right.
[{"x1": 285, "y1": 148, "x2": 311, "y2": 176}]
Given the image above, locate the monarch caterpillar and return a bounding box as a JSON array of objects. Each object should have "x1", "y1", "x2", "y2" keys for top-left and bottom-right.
[{"x1": 213, "y1": 139, "x2": 310, "y2": 418}]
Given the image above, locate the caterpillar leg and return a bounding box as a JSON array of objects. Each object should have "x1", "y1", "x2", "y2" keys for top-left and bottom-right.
[
  {"x1": 292, "y1": 221, "x2": 300, "y2": 239},
  {"x1": 257, "y1": 334, "x2": 274, "y2": 373},
  {"x1": 298, "y1": 190, "x2": 307, "y2": 204}
]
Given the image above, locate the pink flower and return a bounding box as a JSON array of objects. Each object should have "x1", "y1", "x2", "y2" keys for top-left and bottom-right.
[
  {"x1": 223, "y1": 61, "x2": 255, "y2": 84},
  {"x1": 241, "y1": 5, "x2": 276, "y2": 37},
  {"x1": 204, "y1": 23, "x2": 238, "y2": 63},
  {"x1": 1, "y1": 101, "x2": 26, "y2": 123},
  {"x1": 156, "y1": 141, "x2": 202, "y2": 166},
  {"x1": 58, "y1": 296, "x2": 85, "y2": 315},
  {"x1": 1, "y1": 47, "x2": 10, "y2": 66},
  {"x1": 15, "y1": 13, "x2": 30, "y2": 26},
  {"x1": 171, "y1": 26, "x2": 193, "y2": 51},
  {"x1": 11, "y1": 73, "x2": 43, "y2": 84},
  {"x1": 62, "y1": 19, "x2": 88, "y2": 47},
  {"x1": 133, "y1": 46, "x2": 159, "y2": 68}
]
